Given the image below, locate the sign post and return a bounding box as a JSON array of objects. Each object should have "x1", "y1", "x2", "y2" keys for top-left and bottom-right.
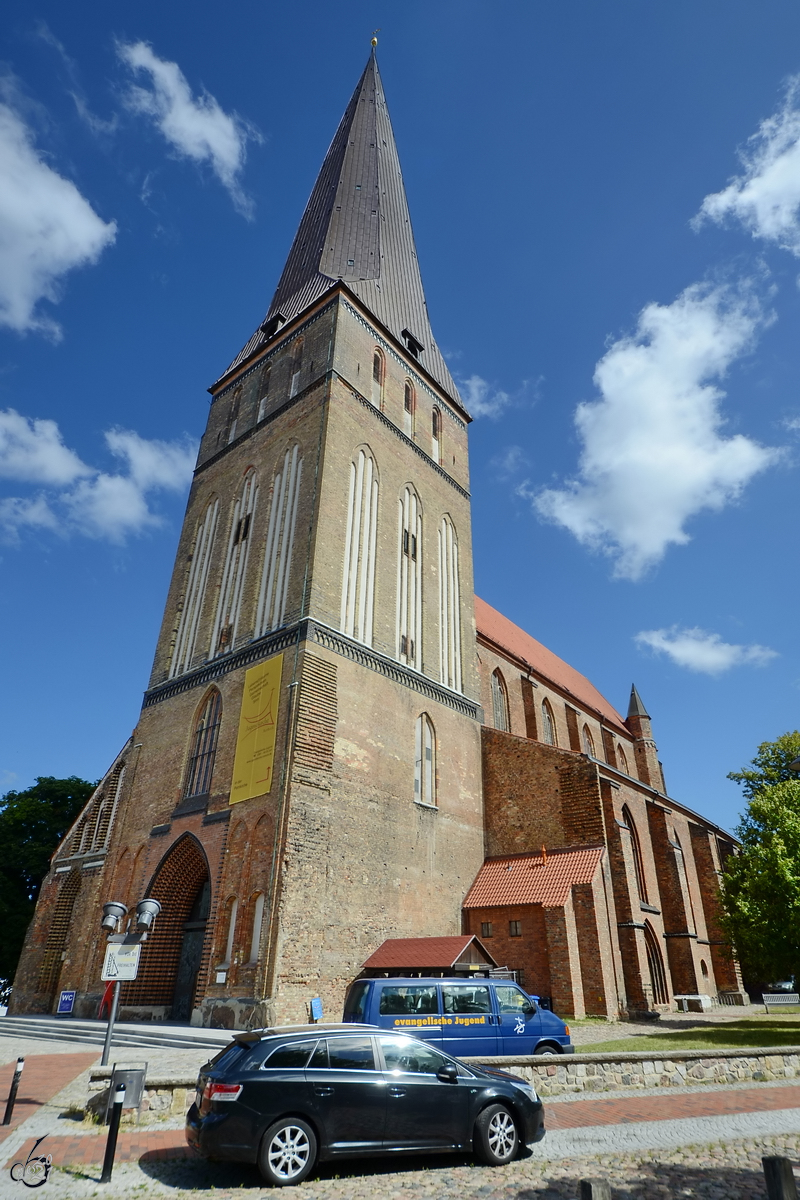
[{"x1": 100, "y1": 940, "x2": 142, "y2": 1067}]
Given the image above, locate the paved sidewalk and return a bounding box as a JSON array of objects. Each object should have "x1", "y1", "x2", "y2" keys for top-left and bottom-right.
[
  {"x1": 0, "y1": 1054, "x2": 95, "y2": 1145},
  {"x1": 548, "y1": 1079, "x2": 800, "y2": 1128}
]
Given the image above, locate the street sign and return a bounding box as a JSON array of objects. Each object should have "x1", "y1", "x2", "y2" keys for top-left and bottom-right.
[{"x1": 101, "y1": 942, "x2": 141, "y2": 981}]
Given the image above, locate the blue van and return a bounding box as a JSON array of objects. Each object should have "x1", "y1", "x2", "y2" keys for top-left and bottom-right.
[{"x1": 343, "y1": 977, "x2": 573, "y2": 1057}]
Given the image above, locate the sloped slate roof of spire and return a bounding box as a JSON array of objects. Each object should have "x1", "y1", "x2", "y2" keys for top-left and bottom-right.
[
  {"x1": 627, "y1": 684, "x2": 650, "y2": 719},
  {"x1": 219, "y1": 53, "x2": 463, "y2": 410}
]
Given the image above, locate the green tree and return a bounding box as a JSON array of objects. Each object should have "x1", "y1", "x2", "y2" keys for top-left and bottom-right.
[
  {"x1": 0, "y1": 776, "x2": 96, "y2": 986},
  {"x1": 720, "y1": 733, "x2": 800, "y2": 986}
]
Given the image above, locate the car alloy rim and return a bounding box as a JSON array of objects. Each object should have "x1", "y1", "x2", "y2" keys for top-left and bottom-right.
[
  {"x1": 267, "y1": 1125, "x2": 311, "y2": 1179},
  {"x1": 487, "y1": 1110, "x2": 516, "y2": 1159}
]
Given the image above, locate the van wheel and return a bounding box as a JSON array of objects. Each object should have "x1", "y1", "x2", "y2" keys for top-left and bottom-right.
[
  {"x1": 535, "y1": 1042, "x2": 561, "y2": 1055},
  {"x1": 474, "y1": 1104, "x2": 519, "y2": 1165},
  {"x1": 258, "y1": 1118, "x2": 317, "y2": 1186}
]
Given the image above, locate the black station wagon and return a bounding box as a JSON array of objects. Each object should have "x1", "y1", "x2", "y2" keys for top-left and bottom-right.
[{"x1": 186, "y1": 1023, "x2": 545, "y2": 1186}]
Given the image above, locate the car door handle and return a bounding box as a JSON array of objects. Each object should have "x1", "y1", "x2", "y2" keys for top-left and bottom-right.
[
  {"x1": 388, "y1": 1087, "x2": 406, "y2": 1098},
  {"x1": 313, "y1": 1086, "x2": 334, "y2": 1097}
]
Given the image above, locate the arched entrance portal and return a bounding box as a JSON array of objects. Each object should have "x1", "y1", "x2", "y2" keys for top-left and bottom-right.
[{"x1": 123, "y1": 835, "x2": 210, "y2": 1021}]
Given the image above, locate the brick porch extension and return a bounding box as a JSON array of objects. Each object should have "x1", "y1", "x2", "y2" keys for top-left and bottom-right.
[
  {"x1": 0, "y1": 1053, "x2": 96, "y2": 1144},
  {"x1": 7, "y1": 1080, "x2": 800, "y2": 1167}
]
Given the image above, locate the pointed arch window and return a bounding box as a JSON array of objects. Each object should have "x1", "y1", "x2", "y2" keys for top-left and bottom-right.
[
  {"x1": 341, "y1": 448, "x2": 378, "y2": 646},
  {"x1": 643, "y1": 921, "x2": 668, "y2": 1006},
  {"x1": 289, "y1": 337, "x2": 304, "y2": 398},
  {"x1": 582, "y1": 725, "x2": 595, "y2": 756},
  {"x1": 541, "y1": 700, "x2": 556, "y2": 746},
  {"x1": 397, "y1": 486, "x2": 422, "y2": 669},
  {"x1": 622, "y1": 805, "x2": 649, "y2": 903},
  {"x1": 672, "y1": 831, "x2": 698, "y2": 934},
  {"x1": 403, "y1": 380, "x2": 415, "y2": 437},
  {"x1": 211, "y1": 470, "x2": 258, "y2": 656},
  {"x1": 491, "y1": 670, "x2": 510, "y2": 732},
  {"x1": 227, "y1": 387, "x2": 242, "y2": 445},
  {"x1": 371, "y1": 349, "x2": 384, "y2": 407},
  {"x1": 617, "y1": 745, "x2": 630, "y2": 775},
  {"x1": 414, "y1": 713, "x2": 436, "y2": 806},
  {"x1": 249, "y1": 893, "x2": 265, "y2": 963},
  {"x1": 438, "y1": 515, "x2": 462, "y2": 692},
  {"x1": 171, "y1": 499, "x2": 219, "y2": 678},
  {"x1": 184, "y1": 689, "x2": 222, "y2": 798},
  {"x1": 257, "y1": 362, "x2": 272, "y2": 422},
  {"x1": 256, "y1": 445, "x2": 303, "y2": 634},
  {"x1": 431, "y1": 407, "x2": 441, "y2": 463},
  {"x1": 222, "y1": 896, "x2": 238, "y2": 966}
]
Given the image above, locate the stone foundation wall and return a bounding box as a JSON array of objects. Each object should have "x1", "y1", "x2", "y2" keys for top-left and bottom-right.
[
  {"x1": 86, "y1": 1073, "x2": 194, "y2": 1126},
  {"x1": 463, "y1": 1045, "x2": 800, "y2": 1096}
]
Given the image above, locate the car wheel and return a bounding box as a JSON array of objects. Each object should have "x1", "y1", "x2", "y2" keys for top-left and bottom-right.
[
  {"x1": 535, "y1": 1043, "x2": 561, "y2": 1055},
  {"x1": 258, "y1": 1117, "x2": 317, "y2": 1187},
  {"x1": 474, "y1": 1103, "x2": 519, "y2": 1166}
]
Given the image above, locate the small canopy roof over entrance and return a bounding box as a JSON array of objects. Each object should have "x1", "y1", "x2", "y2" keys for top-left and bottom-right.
[{"x1": 361, "y1": 934, "x2": 497, "y2": 977}]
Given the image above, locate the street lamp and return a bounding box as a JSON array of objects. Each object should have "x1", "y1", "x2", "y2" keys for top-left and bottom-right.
[{"x1": 100, "y1": 898, "x2": 161, "y2": 1066}]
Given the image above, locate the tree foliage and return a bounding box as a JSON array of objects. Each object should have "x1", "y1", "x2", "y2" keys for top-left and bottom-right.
[
  {"x1": 720, "y1": 733, "x2": 800, "y2": 986},
  {"x1": 0, "y1": 776, "x2": 96, "y2": 985}
]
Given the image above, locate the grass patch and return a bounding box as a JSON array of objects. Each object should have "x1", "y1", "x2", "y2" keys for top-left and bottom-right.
[{"x1": 581, "y1": 1017, "x2": 800, "y2": 1055}]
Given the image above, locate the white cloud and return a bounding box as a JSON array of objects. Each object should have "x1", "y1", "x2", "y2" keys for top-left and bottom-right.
[
  {"x1": 635, "y1": 626, "x2": 778, "y2": 675},
  {"x1": 490, "y1": 445, "x2": 528, "y2": 479},
  {"x1": 117, "y1": 41, "x2": 259, "y2": 216},
  {"x1": 696, "y1": 77, "x2": 800, "y2": 255},
  {"x1": 0, "y1": 103, "x2": 116, "y2": 337},
  {"x1": 0, "y1": 409, "x2": 90, "y2": 484},
  {"x1": 533, "y1": 281, "x2": 779, "y2": 580},
  {"x1": 459, "y1": 374, "x2": 512, "y2": 420},
  {"x1": 0, "y1": 409, "x2": 196, "y2": 544}
]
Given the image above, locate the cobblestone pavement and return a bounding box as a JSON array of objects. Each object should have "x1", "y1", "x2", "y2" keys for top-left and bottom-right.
[{"x1": 1, "y1": 1131, "x2": 794, "y2": 1199}]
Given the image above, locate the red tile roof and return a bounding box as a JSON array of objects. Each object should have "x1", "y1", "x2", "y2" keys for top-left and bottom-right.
[
  {"x1": 362, "y1": 935, "x2": 497, "y2": 970},
  {"x1": 475, "y1": 597, "x2": 628, "y2": 733},
  {"x1": 463, "y1": 845, "x2": 606, "y2": 909}
]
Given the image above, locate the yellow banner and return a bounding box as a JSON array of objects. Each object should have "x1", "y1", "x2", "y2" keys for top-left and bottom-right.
[{"x1": 230, "y1": 655, "x2": 283, "y2": 805}]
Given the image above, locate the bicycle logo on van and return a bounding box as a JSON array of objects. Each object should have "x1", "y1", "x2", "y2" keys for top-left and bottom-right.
[{"x1": 10, "y1": 1136, "x2": 52, "y2": 1188}]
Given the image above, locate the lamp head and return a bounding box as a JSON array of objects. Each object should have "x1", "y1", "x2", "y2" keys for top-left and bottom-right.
[
  {"x1": 135, "y1": 898, "x2": 161, "y2": 932},
  {"x1": 101, "y1": 901, "x2": 128, "y2": 933}
]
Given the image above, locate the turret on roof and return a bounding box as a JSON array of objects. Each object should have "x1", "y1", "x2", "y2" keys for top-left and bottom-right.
[
  {"x1": 221, "y1": 52, "x2": 463, "y2": 409},
  {"x1": 627, "y1": 684, "x2": 650, "y2": 719}
]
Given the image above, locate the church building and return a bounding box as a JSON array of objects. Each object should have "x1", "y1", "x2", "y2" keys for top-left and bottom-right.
[{"x1": 11, "y1": 51, "x2": 745, "y2": 1027}]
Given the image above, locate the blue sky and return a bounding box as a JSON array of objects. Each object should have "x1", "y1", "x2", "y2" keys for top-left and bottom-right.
[{"x1": 1, "y1": 0, "x2": 798, "y2": 834}]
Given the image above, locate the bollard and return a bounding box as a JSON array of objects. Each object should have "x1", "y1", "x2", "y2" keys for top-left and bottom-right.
[
  {"x1": 763, "y1": 1157, "x2": 799, "y2": 1200},
  {"x1": 99, "y1": 1082, "x2": 125, "y2": 1183},
  {"x1": 2, "y1": 1058, "x2": 24, "y2": 1126},
  {"x1": 580, "y1": 1181, "x2": 612, "y2": 1200}
]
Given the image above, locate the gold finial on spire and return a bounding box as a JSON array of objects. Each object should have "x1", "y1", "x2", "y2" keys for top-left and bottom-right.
[{"x1": 371, "y1": 28, "x2": 380, "y2": 47}]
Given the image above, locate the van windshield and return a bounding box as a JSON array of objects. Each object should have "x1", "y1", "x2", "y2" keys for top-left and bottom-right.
[
  {"x1": 343, "y1": 981, "x2": 370, "y2": 1019},
  {"x1": 378, "y1": 985, "x2": 439, "y2": 1016}
]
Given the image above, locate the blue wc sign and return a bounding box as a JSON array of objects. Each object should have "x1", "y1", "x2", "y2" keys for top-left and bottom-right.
[{"x1": 57, "y1": 991, "x2": 76, "y2": 1014}]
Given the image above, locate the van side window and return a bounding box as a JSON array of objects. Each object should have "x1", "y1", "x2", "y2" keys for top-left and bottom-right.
[
  {"x1": 495, "y1": 986, "x2": 531, "y2": 1014},
  {"x1": 441, "y1": 984, "x2": 491, "y2": 1014},
  {"x1": 378, "y1": 985, "x2": 439, "y2": 1016}
]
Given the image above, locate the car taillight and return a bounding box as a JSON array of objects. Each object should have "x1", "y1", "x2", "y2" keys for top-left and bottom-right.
[{"x1": 203, "y1": 1081, "x2": 243, "y2": 1102}]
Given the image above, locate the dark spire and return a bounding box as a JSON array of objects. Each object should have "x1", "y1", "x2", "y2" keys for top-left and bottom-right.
[
  {"x1": 222, "y1": 53, "x2": 463, "y2": 409},
  {"x1": 627, "y1": 684, "x2": 650, "y2": 719}
]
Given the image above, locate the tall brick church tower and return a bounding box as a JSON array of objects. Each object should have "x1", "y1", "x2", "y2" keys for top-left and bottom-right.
[{"x1": 13, "y1": 51, "x2": 485, "y2": 1026}]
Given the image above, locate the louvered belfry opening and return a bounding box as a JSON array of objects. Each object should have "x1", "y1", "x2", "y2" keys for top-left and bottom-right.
[{"x1": 122, "y1": 835, "x2": 210, "y2": 1016}]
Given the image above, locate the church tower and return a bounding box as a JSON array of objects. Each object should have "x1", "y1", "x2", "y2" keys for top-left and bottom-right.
[{"x1": 12, "y1": 51, "x2": 485, "y2": 1027}]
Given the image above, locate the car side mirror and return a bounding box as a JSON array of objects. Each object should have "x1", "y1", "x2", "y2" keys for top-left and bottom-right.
[
  {"x1": 522, "y1": 1002, "x2": 536, "y2": 1016},
  {"x1": 436, "y1": 1063, "x2": 458, "y2": 1083}
]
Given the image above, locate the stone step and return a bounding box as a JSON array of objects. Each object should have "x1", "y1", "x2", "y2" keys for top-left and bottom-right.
[{"x1": 0, "y1": 1014, "x2": 233, "y2": 1052}]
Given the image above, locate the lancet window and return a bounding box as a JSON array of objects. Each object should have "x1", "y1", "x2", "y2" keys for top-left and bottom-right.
[
  {"x1": 582, "y1": 725, "x2": 596, "y2": 756},
  {"x1": 403, "y1": 380, "x2": 415, "y2": 437},
  {"x1": 211, "y1": 470, "x2": 258, "y2": 657},
  {"x1": 414, "y1": 713, "x2": 436, "y2": 806},
  {"x1": 622, "y1": 805, "x2": 649, "y2": 903},
  {"x1": 372, "y1": 350, "x2": 384, "y2": 407},
  {"x1": 340, "y1": 448, "x2": 379, "y2": 646},
  {"x1": 491, "y1": 670, "x2": 510, "y2": 732},
  {"x1": 438, "y1": 515, "x2": 462, "y2": 692},
  {"x1": 289, "y1": 337, "x2": 304, "y2": 398},
  {"x1": 256, "y1": 444, "x2": 304, "y2": 634},
  {"x1": 184, "y1": 689, "x2": 222, "y2": 799},
  {"x1": 227, "y1": 388, "x2": 241, "y2": 445},
  {"x1": 171, "y1": 499, "x2": 219, "y2": 678},
  {"x1": 431, "y1": 407, "x2": 441, "y2": 463},
  {"x1": 397, "y1": 486, "x2": 422, "y2": 669},
  {"x1": 249, "y1": 893, "x2": 265, "y2": 963},
  {"x1": 541, "y1": 700, "x2": 556, "y2": 746},
  {"x1": 257, "y1": 362, "x2": 272, "y2": 422}
]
